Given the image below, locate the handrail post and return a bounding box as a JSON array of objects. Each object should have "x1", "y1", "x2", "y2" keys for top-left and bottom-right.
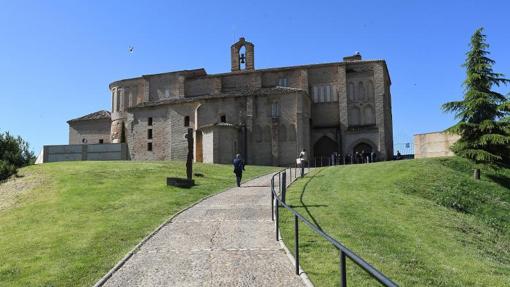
[
  {"x1": 282, "y1": 172, "x2": 287, "y2": 203},
  {"x1": 275, "y1": 197, "x2": 279, "y2": 241},
  {"x1": 294, "y1": 215, "x2": 299, "y2": 275},
  {"x1": 279, "y1": 173, "x2": 281, "y2": 194},
  {"x1": 340, "y1": 250, "x2": 347, "y2": 287},
  {"x1": 271, "y1": 178, "x2": 274, "y2": 221}
]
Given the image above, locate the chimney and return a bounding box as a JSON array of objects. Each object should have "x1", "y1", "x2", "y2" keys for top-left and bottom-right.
[{"x1": 343, "y1": 52, "x2": 362, "y2": 61}]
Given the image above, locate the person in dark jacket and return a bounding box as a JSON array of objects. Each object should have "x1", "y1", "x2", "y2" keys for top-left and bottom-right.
[{"x1": 233, "y1": 154, "x2": 245, "y2": 187}]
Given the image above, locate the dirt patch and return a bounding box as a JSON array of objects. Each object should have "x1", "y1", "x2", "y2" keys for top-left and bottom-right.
[{"x1": 0, "y1": 169, "x2": 45, "y2": 212}]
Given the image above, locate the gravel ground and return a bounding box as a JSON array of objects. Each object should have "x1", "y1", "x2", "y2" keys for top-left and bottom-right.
[{"x1": 103, "y1": 173, "x2": 305, "y2": 287}]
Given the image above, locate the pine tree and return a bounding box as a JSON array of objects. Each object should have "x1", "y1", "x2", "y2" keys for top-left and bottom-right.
[{"x1": 442, "y1": 28, "x2": 510, "y2": 173}]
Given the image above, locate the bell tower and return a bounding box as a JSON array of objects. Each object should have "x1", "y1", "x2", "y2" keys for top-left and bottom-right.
[{"x1": 231, "y1": 37, "x2": 254, "y2": 72}]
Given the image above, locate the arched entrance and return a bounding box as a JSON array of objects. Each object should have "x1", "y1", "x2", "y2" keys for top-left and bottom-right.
[
  {"x1": 353, "y1": 142, "x2": 372, "y2": 163},
  {"x1": 313, "y1": 136, "x2": 338, "y2": 166}
]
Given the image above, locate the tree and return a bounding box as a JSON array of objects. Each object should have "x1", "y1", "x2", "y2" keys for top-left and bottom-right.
[
  {"x1": 0, "y1": 132, "x2": 35, "y2": 181},
  {"x1": 442, "y1": 28, "x2": 510, "y2": 176}
]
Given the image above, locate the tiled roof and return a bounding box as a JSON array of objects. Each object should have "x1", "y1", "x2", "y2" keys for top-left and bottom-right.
[{"x1": 67, "y1": 110, "x2": 111, "y2": 123}]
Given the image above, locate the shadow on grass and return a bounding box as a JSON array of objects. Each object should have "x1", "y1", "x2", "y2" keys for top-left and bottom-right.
[
  {"x1": 487, "y1": 174, "x2": 510, "y2": 190},
  {"x1": 296, "y1": 168, "x2": 327, "y2": 232}
]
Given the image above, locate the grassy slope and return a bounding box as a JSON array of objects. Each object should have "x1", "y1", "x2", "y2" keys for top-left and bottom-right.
[
  {"x1": 0, "y1": 161, "x2": 276, "y2": 287},
  {"x1": 280, "y1": 157, "x2": 510, "y2": 287}
]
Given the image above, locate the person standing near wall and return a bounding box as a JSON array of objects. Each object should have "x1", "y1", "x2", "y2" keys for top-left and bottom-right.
[
  {"x1": 233, "y1": 154, "x2": 245, "y2": 187},
  {"x1": 298, "y1": 149, "x2": 308, "y2": 178}
]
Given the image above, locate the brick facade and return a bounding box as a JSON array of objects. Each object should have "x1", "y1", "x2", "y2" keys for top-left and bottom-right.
[{"x1": 69, "y1": 38, "x2": 393, "y2": 166}]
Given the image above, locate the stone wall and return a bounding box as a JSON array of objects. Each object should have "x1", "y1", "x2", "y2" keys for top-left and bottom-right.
[
  {"x1": 414, "y1": 132, "x2": 460, "y2": 158},
  {"x1": 69, "y1": 119, "x2": 111, "y2": 145},
  {"x1": 43, "y1": 143, "x2": 128, "y2": 163}
]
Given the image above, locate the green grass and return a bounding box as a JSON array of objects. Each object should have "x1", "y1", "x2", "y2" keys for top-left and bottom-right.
[
  {"x1": 0, "y1": 161, "x2": 277, "y2": 287},
  {"x1": 279, "y1": 157, "x2": 510, "y2": 286}
]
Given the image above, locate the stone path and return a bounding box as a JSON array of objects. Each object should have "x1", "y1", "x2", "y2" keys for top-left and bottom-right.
[{"x1": 103, "y1": 173, "x2": 305, "y2": 287}]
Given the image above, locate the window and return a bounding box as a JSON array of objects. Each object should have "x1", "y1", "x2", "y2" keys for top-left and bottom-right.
[
  {"x1": 147, "y1": 142, "x2": 153, "y2": 151},
  {"x1": 148, "y1": 117, "x2": 153, "y2": 126},
  {"x1": 312, "y1": 86, "x2": 318, "y2": 103},
  {"x1": 271, "y1": 102, "x2": 280, "y2": 118},
  {"x1": 220, "y1": 115, "x2": 226, "y2": 123},
  {"x1": 147, "y1": 129, "x2": 153, "y2": 139},
  {"x1": 184, "y1": 116, "x2": 190, "y2": 127},
  {"x1": 99, "y1": 139, "x2": 104, "y2": 144},
  {"x1": 82, "y1": 138, "x2": 87, "y2": 143},
  {"x1": 312, "y1": 85, "x2": 337, "y2": 104},
  {"x1": 278, "y1": 78, "x2": 288, "y2": 87}
]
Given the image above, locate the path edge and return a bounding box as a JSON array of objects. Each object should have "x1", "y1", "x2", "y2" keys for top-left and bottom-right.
[
  {"x1": 92, "y1": 171, "x2": 273, "y2": 287},
  {"x1": 279, "y1": 167, "x2": 315, "y2": 287}
]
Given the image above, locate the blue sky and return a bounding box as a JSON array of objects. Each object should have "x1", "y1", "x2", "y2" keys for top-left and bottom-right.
[{"x1": 0, "y1": 0, "x2": 509, "y2": 153}]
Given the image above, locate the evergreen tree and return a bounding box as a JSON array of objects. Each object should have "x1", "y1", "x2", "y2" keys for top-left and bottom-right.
[
  {"x1": 442, "y1": 28, "x2": 510, "y2": 169},
  {"x1": 0, "y1": 132, "x2": 35, "y2": 181}
]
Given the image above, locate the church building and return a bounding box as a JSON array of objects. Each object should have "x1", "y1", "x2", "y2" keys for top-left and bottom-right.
[{"x1": 68, "y1": 38, "x2": 393, "y2": 166}]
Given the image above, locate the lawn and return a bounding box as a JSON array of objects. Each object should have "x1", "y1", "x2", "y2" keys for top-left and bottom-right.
[
  {"x1": 0, "y1": 161, "x2": 277, "y2": 287},
  {"x1": 279, "y1": 157, "x2": 510, "y2": 286}
]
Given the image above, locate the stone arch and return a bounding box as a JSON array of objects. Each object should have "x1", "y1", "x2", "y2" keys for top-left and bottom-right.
[
  {"x1": 367, "y1": 80, "x2": 374, "y2": 101},
  {"x1": 263, "y1": 125, "x2": 271, "y2": 142},
  {"x1": 348, "y1": 106, "x2": 361, "y2": 126},
  {"x1": 347, "y1": 138, "x2": 377, "y2": 156},
  {"x1": 279, "y1": 124, "x2": 287, "y2": 142},
  {"x1": 358, "y1": 82, "x2": 366, "y2": 102},
  {"x1": 363, "y1": 104, "x2": 375, "y2": 125},
  {"x1": 313, "y1": 135, "x2": 338, "y2": 157},
  {"x1": 348, "y1": 82, "x2": 355, "y2": 102},
  {"x1": 231, "y1": 37, "x2": 255, "y2": 71},
  {"x1": 288, "y1": 124, "x2": 296, "y2": 141},
  {"x1": 253, "y1": 125, "x2": 262, "y2": 143}
]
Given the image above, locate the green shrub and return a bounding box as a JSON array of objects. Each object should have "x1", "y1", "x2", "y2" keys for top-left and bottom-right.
[
  {"x1": 0, "y1": 160, "x2": 18, "y2": 181},
  {"x1": 0, "y1": 132, "x2": 35, "y2": 181}
]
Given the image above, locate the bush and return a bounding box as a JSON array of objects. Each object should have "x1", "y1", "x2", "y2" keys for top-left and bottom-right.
[
  {"x1": 0, "y1": 160, "x2": 18, "y2": 181},
  {"x1": 0, "y1": 132, "x2": 35, "y2": 181}
]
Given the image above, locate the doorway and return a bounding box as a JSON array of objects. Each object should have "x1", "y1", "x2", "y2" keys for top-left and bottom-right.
[{"x1": 196, "y1": 130, "x2": 203, "y2": 162}]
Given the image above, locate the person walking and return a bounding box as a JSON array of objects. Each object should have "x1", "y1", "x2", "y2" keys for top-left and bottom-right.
[{"x1": 233, "y1": 154, "x2": 245, "y2": 187}]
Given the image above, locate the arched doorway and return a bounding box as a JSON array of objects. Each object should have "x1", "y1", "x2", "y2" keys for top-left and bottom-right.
[
  {"x1": 353, "y1": 142, "x2": 372, "y2": 163},
  {"x1": 313, "y1": 136, "x2": 338, "y2": 166}
]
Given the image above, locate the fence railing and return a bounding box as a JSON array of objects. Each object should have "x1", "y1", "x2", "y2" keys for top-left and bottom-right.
[{"x1": 271, "y1": 167, "x2": 398, "y2": 287}]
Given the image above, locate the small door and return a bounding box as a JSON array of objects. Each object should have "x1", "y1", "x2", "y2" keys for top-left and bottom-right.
[{"x1": 196, "y1": 130, "x2": 203, "y2": 162}]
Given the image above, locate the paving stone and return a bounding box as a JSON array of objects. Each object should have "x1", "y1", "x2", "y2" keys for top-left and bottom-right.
[{"x1": 103, "y1": 173, "x2": 304, "y2": 287}]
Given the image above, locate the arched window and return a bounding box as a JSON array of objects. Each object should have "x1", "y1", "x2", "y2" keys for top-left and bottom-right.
[
  {"x1": 367, "y1": 80, "x2": 375, "y2": 101},
  {"x1": 358, "y1": 82, "x2": 366, "y2": 102},
  {"x1": 348, "y1": 82, "x2": 355, "y2": 102}
]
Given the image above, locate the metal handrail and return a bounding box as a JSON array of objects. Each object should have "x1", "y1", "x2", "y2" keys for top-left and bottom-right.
[{"x1": 271, "y1": 168, "x2": 398, "y2": 287}]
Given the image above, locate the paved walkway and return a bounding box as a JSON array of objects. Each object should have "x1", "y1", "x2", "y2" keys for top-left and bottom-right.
[{"x1": 103, "y1": 173, "x2": 305, "y2": 287}]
